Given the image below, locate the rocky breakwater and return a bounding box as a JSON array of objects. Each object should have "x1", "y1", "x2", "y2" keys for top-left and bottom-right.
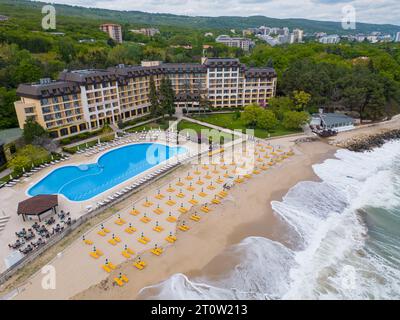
[{"x1": 338, "y1": 129, "x2": 400, "y2": 152}]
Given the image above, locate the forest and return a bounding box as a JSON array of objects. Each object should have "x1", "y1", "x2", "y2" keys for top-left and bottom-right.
[{"x1": 1, "y1": 0, "x2": 400, "y2": 129}]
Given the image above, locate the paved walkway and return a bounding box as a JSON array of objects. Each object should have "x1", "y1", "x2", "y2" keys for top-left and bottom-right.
[
  {"x1": 13, "y1": 138, "x2": 294, "y2": 299},
  {"x1": 62, "y1": 117, "x2": 164, "y2": 150}
]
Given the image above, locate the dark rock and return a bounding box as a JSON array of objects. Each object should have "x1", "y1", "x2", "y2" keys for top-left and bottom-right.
[{"x1": 343, "y1": 129, "x2": 400, "y2": 152}]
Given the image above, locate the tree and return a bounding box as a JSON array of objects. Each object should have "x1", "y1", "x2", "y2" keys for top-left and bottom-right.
[
  {"x1": 8, "y1": 154, "x2": 31, "y2": 176},
  {"x1": 364, "y1": 87, "x2": 386, "y2": 121},
  {"x1": 148, "y1": 76, "x2": 160, "y2": 116},
  {"x1": 282, "y1": 111, "x2": 309, "y2": 130},
  {"x1": 257, "y1": 109, "x2": 278, "y2": 130},
  {"x1": 266, "y1": 58, "x2": 274, "y2": 68},
  {"x1": 23, "y1": 118, "x2": 48, "y2": 144},
  {"x1": 269, "y1": 96, "x2": 295, "y2": 121},
  {"x1": 292, "y1": 90, "x2": 311, "y2": 111},
  {"x1": 241, "y1": 104, "x2": 260, "y2": 127},
  {"x1": 159, "y1": 77, "x2": 175, "y2": 117},
  {"x1": 107, "y1": 44, "x2": 143, "y2": 66},
  {"x1": 8, "y1": 144, "x2": 49, "y2": 175},
  {"x1": 0, "y1": 88, "x2": 18, "y2": 129},
  {"x1": 107, "y1": 38, "x2": 117, "y2": 48},
  {"x1": 57, "y1": 38, "x2": 76, "y2": 63},
  {"x1": 343, "y1": 87, "x2": 367, "y2": 114}
]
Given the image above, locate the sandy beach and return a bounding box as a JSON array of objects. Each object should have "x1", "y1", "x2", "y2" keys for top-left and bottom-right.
[
  {"x1": 71, "y1": 140, "x2": 336, "y2": 300},
  {"x1": 0, "y1": 132, "x2": 344, "y2": 299},
  {"x1": 8, "y1": 112, "x2": 400, "y2": 300}
]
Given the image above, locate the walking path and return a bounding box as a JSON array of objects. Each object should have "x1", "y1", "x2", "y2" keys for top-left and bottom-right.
[{"x1": 11, "y1": 137, "x2": 294, "y2": 299}]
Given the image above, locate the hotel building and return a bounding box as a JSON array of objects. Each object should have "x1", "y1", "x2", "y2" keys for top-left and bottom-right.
[
  {"x1": 215, "y1": 35, "x2": 255, "y2": 52},
  {"x1": 100, "y1": 23, "x2": 123, "y2": 44},
  {"x1": 14, "y1": 58, "x2": 277, "y2": 139},
  {"x1": 130, "y1": 28, "x2": 160, "y2": 37}
]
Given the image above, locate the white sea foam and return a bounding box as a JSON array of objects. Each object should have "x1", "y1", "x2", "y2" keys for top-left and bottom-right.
[{"x1": 140, "y1": 140, "x2": 400, "y2": 299}]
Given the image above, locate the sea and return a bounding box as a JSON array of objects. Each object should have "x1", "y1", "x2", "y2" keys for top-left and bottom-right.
[{"x1": 138, "y1": 140, "x2": 400, "y2": 299}]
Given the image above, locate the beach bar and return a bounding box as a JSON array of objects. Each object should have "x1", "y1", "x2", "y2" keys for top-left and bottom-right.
[
  {"x1": 311, "y1": 113, "x2": 355, "y2": 132},
  {"x1": 17, "y1": 195, "x2": 58, "y2": 222}
]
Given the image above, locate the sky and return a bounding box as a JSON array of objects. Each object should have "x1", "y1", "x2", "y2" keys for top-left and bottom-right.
[{"x1": 45, "y1": 0, "x2": 400, "y2": 25}]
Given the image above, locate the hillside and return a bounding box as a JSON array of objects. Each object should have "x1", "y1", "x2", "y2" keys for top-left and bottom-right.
[{"x1": 1, "y1": 0, "x2": 400, "y2": 35}]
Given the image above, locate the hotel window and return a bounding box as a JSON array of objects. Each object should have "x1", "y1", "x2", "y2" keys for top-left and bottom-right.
[
  {"x1": 54, "y1": 105, "x2": 60, "y2": 112},
  {"x1": 24, "y1": 107, "x2": 34, "y2": 114},
  {"x1": 52, "y1": 97, "x2": 58, "y2": 103},
  {"x1": 60, "y1": 128, "x2": 69, "y2": 136},
  {"x1": 42, "y1": 107, "x2": 51, "y2": 114},
  {"x1": 41, "y1": 98, "x2": 49, "y2": 105}
]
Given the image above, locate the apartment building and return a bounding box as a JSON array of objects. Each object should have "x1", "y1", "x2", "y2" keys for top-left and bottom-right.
[
  {"x1": 130, "y1": 28, "x2": 160, "y2": 37},
  {"x1": 215, "y1": 35, "x2": 255, "y2": 52},
  {"x1": 100, "y1": 23, "x2": 123, "y2": 43},
  {"x1": 14, "y1": 58, "x2": 277, "y2": 139},
  {"x1": 319, "y1": 35, "x2": 341, "y2": 44}
]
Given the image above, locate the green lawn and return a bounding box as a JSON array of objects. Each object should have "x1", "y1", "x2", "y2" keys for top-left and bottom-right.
[
  {"x1": 125, "y1": 117, "x2": 176, "y2": 133},
  {"x1": 178, "y1": 120, "x2": 237, "y2": 143},
  {"x1": 191, "y1": 113, "x2": 301, "y2": 139}
]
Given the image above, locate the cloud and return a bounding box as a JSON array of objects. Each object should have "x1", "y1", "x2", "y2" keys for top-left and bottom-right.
[
  {"x1": 47, "y1": 0, "x2": 400, "y2": 25},
  {"x1": 312, "y1": 0, "x2": 354, "y2": 4}
]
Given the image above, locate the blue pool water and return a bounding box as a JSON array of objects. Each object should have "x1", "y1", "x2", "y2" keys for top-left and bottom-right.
[{"x1": 28, "y1": 143, "x2": 186, "y2": 201}]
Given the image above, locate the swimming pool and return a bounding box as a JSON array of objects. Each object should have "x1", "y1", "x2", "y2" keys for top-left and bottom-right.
[{"x1": 28, "y1": 143, "x2": 187, "y2": 202}]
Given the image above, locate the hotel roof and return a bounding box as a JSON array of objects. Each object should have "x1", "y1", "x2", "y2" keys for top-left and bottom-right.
[
  {"x1": 59, "y1": 69, "x2": 117, "y2": 84},
  {"x1": 17, "y1": 195, "x2": 58, "y2": 216},
  {"x1": 16, "y1": 59, "x2": 276, "y2": 98},
  {"x1": 16, "y1": 80, "x2": 81, "y2": 99},
  {"x1": 313, "y1": 113, "x2": 354, "y2": 127}
]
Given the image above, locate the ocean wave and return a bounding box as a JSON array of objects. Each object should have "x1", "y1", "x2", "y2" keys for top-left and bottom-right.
[{"x1": 139, "y1": 140, "x2": 400, "y2": 299}]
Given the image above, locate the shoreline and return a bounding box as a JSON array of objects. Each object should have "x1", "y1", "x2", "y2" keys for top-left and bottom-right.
[
  {"x1": 3, "y1": 115, "x2": 400, "y2": 300},
  {"x1": 73, "y1": 140, "x2": 336, "y2": 300}
]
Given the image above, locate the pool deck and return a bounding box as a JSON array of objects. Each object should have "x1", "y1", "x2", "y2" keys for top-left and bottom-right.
[
  {"x1": 5, "y1": 135, "x2": 296, "y2": 299},
  {"x1": 0, "y1": 135, "x2": 202, "y2": 274}
]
